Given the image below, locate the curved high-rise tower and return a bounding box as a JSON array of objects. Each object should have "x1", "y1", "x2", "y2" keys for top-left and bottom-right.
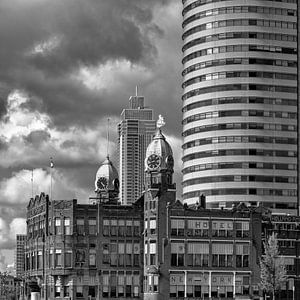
[{"x1": 182, "y1": 0, "x2": 298, "y2": 213}]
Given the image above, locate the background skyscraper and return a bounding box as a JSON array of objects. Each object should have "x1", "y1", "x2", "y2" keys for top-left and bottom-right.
[
  {"x1": 181, "y1": 0, "x2": 298, "y2": 214},
  {"x1": 15, "y1": 234, "x2": 26, "y2": 278},
  {"x1": 118, "y1": 91, "x2": 156, "y2": 205}
]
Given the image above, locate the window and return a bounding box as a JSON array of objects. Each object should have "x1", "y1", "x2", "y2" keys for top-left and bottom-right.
[
  {"x1": 103, "y1": 219, "x2": 109, "y2": 236},
  {"x1": 55, "y1": 286, "x2": 61, "y2": 298},
  {"x1": 118, "y1": 220, "x2": 125, "y2": 236},
  {"x1": 55, "y1": 249, "x2": 62, "y2": 267},
  {"x1": 187, "y1": 219, "x2": 209, "y2": 237},
  {"x1": 76, "y1": 219, "x2": 84, "y2": 235},
  {"x1": 65, "y1": 251, "x2": 72, "y2": 268},
  {"x1": 63, "y1": 286, "x2": 69, "y2": 297},
  {"x1": 111, "y1": 219, "x2": 117, "y2": 236},
  {"x1": 88, "y1": 286, "x2": 95, "y2": 298},
  {"x1": 55, "y1": 218, "x2": 61, "y2": 235},
  {"x1": 88, "y1": 218, "x2": 97, "y2": 235},
  {"x1": 76, "y1": 286, "x2": 83, "y2": 298},
  {"x1": 171, "y1": 219, "x2": 184, "y2": 236},
  {"x1": 118, "y1": 243, "x2": 125, "y2": 266},
  {"x1": 236, "y1": 244, "x2": 249, "y2": 267},
  {"x1": 64, "y1": 218, "x2": 71, "y2": 235},
  {"x1": 171, "y1": 243, "x2": 185, "y2": 266},
  {"x1": 89, "y1": 249, "x2": 96, "y2": 266},
  {"x1": 149, "y1": 219, "x2": 156, "y2": 235},
  {"x1": 102, "y1": 273, "x2": 109, "y2": 297},
  {"x1": 236, "y1": 222, "x2": 250, "y2": 238},
  {"x1": 149, "y1": 241, "x2": 157, "y2": 265},
  {"x1": 133, "y1": 220, "x2": 140, "y2": 236},
  {"x1": 126, "y1": 220, "x2": 133, "y2": 236},
  {"x1": 212, "y1": 244, "x2": 233, "y2": 267},
  {"x1": 110, "y1": 243, "x2": 117, "y2": 266},
  {"x1": 103, "y1": 243, "x2": 109, "y2": 264},
  {"x1": 133, "y1": 243, "x2": 140, "y2": 266},
  {"x1": 187, "y1": 243, "x2": 209, "y2": 267},
  {"x1": 212, "y1": 220, "x2": 233, "y2": 237},
  {"x1": 34, "y1": 251, "x2": 41, "y2": 270},
  {"x1": 235, "y1": 276, "x2": 250, "y2": 296}
]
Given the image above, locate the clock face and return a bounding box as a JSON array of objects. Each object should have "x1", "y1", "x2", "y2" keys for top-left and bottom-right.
[
  {"x1": 147, "y1": 154, "x2": 161, "y2": 170},
  {"x1": 166, "y1": 155, "x2": 174, "y2": 168},
  {"x1": 97, "y1": 177, "x2": 108, "y2": 189}
]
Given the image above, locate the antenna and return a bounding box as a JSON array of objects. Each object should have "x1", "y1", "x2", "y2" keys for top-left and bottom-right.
[
  {"x1": 31, "y1": 169, "x2": 34, "y2": 199},
  {"x1": 50, "y1": 157, "x2": 54, "y2": 200},
  {"x1": 106, "y1": 118, "x2": 110, "y2": 158},
  {"x1": 135, "y1": 85, "x2": 138, "y2": 97}
]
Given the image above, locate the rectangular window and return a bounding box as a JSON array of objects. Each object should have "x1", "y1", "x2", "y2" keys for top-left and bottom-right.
[
  {"x1": 55, "y1": 218, "x2": 61, "y2": 235},
  {"x1": 171, "y1": 243, "x2": 185, "y2": 266},
  {"x1": 171, "y1": 219, "x2": 184, "y2": 236},
  {"x1": 88, "y1": 218, "x2": 97, "y2": 235},
  {"x1": 103, "y1": 219, "x2": 109, "y2": 236},
  {"x1": 76, "y1": 286, "x2": 83, "y2": 297},
  {"x1": 236, "y1": 221, "x2": 250, "y2": 238},
  {"x1": 212, "y1": 243, "x2": 233, "y2": 267},
  {"x1": 55, "y1": 249, "x2": 62, "y2": 267},
  {"x1": 76, "y1": 219, "x2": 84, "y2": 235},
  {"x1": 65, "y1": 251, "x2": 72, "y2": 268},
  {"x1": 89, "y1": 249, "x2": 96, "y2": 266},
  {"x1": 37, "y1": 251, "x2": 43, "y2": 270},
  {"x1": 64, "y1": 218, "x2": 71, "y2": 235}
]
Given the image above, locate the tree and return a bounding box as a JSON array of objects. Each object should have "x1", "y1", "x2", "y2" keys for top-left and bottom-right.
[
  {"x1": 260, "y1": 233, "x2": 287, "y2": 300},
  {"x1": 0, "y1": 271, "x2": 12, "y2": 298}
]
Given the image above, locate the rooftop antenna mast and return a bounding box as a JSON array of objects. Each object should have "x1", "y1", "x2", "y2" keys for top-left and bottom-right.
[
  {"x1": 31, "y1": 169, "x2": 34, "y2": 199},
  {"x1": 106, "y1": 117, "x2": 110, "y2": 158}
]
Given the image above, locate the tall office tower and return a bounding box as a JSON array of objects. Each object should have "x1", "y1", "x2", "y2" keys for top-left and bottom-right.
[
  {"x1": 182, "y1": 0, "x2": 298, "y2": 213},
  {"x1": 15, "y1": 234, "x2": 26, "y2": 278},
  {"x1": 118, "y1": 92, "x2": 156, "y2": 205}
]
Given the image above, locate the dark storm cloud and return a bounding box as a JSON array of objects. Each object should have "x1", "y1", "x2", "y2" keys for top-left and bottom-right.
[
  {"x1": 24, "y1": 130, "x2": 51, "y2": 146},
  {"x1": 0, "y1": 0, "x2": 172, "y2": 128}
]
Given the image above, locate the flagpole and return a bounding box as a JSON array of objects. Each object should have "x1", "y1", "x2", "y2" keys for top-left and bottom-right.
[
  {"x1": 50, "y1": 157, "x2": 54, "y2": 200},
  {"x1": 31, "y1": 169, "x2": 34, "y2": 199}
]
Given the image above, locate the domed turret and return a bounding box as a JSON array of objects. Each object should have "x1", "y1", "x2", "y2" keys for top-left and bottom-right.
[
  {"x1": 145, "y1": 130, "x2": 174, "y2": 172},
  {"x1": 144, "y1": 115, "x2": 174, "y2": 189},
  {"x1": 95, "y1": 156, "x2": 119, "y2": 196}
]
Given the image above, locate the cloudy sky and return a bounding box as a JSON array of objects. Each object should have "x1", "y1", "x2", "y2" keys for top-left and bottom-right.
[{"x1": 0, "y1": 0, "x2": 182, "y2": 270}]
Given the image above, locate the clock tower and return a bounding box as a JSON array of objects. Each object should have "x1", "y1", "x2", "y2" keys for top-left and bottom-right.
[
  {"x1": 94, "y1": 155, "x2": 119, "y2": 203},
  {"x1": 143, "y1": 116, "x2": 176, "y2": 300}
]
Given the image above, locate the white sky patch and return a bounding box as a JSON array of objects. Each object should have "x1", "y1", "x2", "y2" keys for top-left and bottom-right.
[
  {"x1": 31, "y1": 35, "x2": 62, "y2": 56},
  {"x1": 0, "y1": 91, "x2": 117, "y2": 168},
  {"x1": 0, "y1": 168, "x2": 90, "y2": 204},
  {"x1": 77, "y1": 59, "x2": 153, "y2": 91},
  {"x1": 1, "y1": 91, "x2": 50, "y2": 140}
]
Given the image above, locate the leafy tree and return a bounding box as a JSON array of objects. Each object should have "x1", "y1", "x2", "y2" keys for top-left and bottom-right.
[
  {"x1": 260, "y1": 233, "x2": 287, "y2": 300},
  {"x1": 0, "y1": 271, "x2": 12, "y2": 297}
]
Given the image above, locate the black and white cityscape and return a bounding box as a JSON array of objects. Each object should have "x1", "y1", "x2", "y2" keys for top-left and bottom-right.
[{"x1": 0, "y1": 0, "x2": 299, "y2": 299}]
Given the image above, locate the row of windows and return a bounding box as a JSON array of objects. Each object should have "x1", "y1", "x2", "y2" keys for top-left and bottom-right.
[
  {"x1": 182, "y1": 135, "x2": 297, "y2": 150},
  {"x1": 183, "y1": 31, "x2": 297, "y2": 52},
  {"x1": 103, "y1": 219, "x2": 141, "y2": 237},
  {"x1": 182, "y1": 0, "x2": 297, "y2": 16},
  {"x1": 182, "y1": 84, "x2": 297, "y2": 100},
  {"x1": 183, "y1": 57, "x2": 296, "y2": 76},
  {"x1": 183, "y1": 122, "x2": 296, "y2": 137},
  {"x1": 182, "y1": 149, "x2": 297, "y2": 162},
  {"x1": 183, "y1": 162, "x2": 297, "y2": 174},
  {"x1": 182, "y1": 97, "x2": 296, "y2": 113},
  {"x1": 171, "y1": 219, "x2": 250, "y2": 238},
  {"x1": 183, "y1": 70, "x2": 297, "y2": 88},
  {"x1": 182, "y1": 6, "x2": 296, "y2": 27},
  {"x1": 102, "y1": 272, "x2": 140, "y2": 298},
  {"x1": 183, "y1": 43, "x2": 297, "y2": 64},
  {"x1": 183, "y1": 188, "x2": 297, "y2": 200},
  {"x1": 183, "y1": 19, "x2": 296, "y2": 40},
  {"x1": 183, "y1": 109, "x2": 297, "y2": 124},
  {"x1": 183, "y1": 175, "x2": 297, "y2": 187}
]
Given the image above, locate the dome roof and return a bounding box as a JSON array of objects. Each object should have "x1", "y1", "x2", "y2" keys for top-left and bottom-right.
[
  {"x1": 94, "y1": 156, "x2": 119, "y2": 192},
  {"x1": 145, "y1": 128, "x2": 173, "y2": 171}
]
